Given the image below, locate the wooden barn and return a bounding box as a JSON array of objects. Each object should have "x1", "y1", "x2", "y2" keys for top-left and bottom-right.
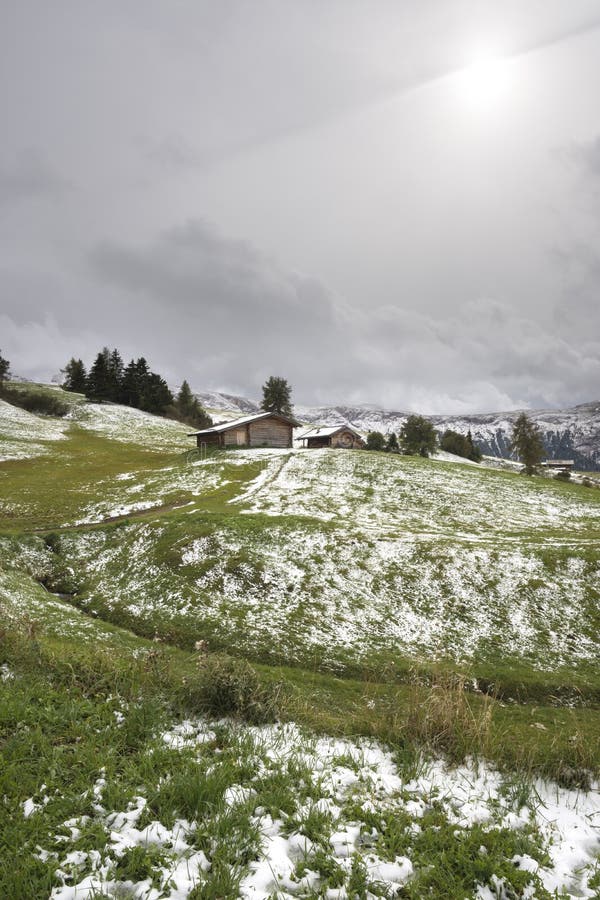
[
  {"x1": 189, "y1": 411, "x2": 301, "y2": 449},
  {"x1": 299, "y1": 424, "x2": 365, "y2": 449}
]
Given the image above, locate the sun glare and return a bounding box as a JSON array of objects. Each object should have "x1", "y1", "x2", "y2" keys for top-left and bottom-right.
[{"x1": 456, "y1": 53, "x2": 512, "y2": 109}]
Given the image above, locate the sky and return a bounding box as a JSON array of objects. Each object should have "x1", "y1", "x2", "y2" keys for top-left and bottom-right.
[{"x1": 1, "y1": 0, "x2": 600, "y2": 413}]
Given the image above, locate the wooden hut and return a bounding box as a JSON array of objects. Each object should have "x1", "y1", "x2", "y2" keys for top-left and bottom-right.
[
  {"x1": 189, "y1": 411, "x2": 301, "y2": 449},
  {"x1": 299, "y1": 424, "x2": 365, "y2": 449}
]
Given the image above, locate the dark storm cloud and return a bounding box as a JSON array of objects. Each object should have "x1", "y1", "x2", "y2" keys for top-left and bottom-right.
[
  {"x1": 86, "y1": 220, "x2": 344, "y2": 398},
  {"x1": 89, "y1": 220, "x2": 336, "y2": 337},
  {"x1": 82, "y1": 220, "x2": 600, "y2": 412},
  {"x1": 0, "y1": 150, "x2": 68, "y2": 207}
]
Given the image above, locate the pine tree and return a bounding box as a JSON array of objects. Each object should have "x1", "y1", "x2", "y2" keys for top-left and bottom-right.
[
  {"x1": 120, "y1": 359, "x2": 140, "y2": 407},
  {"x1": 399, "y1": 415, "x2": 437, "y2": 457},
  {"x1": 106, "y1": 348, "x2": 124, "y2": 401},
  {"x1": 139, "y1": 371, "x2": 173, "y2": 415},
  {"x1": 385, "y1": 431, "x2": 399, "y2": 452},
  {"x1": 86, "y1": 348, "x2": 112, "y2": 401},
  {"x1": 62, "y1": 358, "x2": 87, "y2": 393},
  {"x1": 0, "y1": 349, "x2": 11, "y2": 389},
  {"x1": 176, "y1": 380, "x2": 195, "y2": 418},
  {"x1": 510, "y1": 413, "x2": 545, "y2": 475},
  {"x1": 439, "y1": 428, "x2": 481, "y2": 462},
  {"x1": 466, "y1": 429, "x2": 482, "y2": 462},
  {"x1": 120, "y1": 357, "x2": 150, "y2": 407},
  {"x1": 261, "y1": 376, "x2": 293, "y2": 417},
  {"x1": 174, "y1": 380, "x2": 213, "y2": 429},
  {"x1": 366, "y1": 431, "x2": 385, "y2": 451}
]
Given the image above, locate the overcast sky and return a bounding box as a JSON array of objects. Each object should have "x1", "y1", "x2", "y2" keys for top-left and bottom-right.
[{"x1": 1, "y1": 0, "x2": 600, "y2": 413}]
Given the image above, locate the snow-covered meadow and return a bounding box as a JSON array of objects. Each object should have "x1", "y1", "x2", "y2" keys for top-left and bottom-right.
[
  {"x1": 34, "y1": 720, "x2": 600, "y2": 899},
  {"x1": 70, "y1": 403, "x2": 190, "y2": 451},
  {"x1": 39, "y1": 446, "x2": 600, "y2": 676},
  {"x1": 0, "y1": 398, "x2": 69, "y2": 461}
]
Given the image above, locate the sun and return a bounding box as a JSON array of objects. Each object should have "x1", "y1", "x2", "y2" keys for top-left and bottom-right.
[{"x1": 456, "y1": 53, "x2": 512, "y2": 109}]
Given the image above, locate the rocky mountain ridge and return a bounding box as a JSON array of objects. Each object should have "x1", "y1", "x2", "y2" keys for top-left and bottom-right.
[{"x1": 197, "y1": 391, "x2": 600, "y2": 470}]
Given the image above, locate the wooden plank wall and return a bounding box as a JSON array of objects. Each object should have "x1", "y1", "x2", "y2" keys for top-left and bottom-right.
[
  {"x1": 197, "y1": 433, "x2": 221, "y2": 446},
  {"x1": 248, "y1": 418, "x2": 292, "y2": 447},
  {"x1": 224, "y1": 427, "x2": 247, "y2": 446}
]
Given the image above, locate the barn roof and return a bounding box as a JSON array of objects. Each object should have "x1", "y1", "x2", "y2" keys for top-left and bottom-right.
[
  {"x1": 188, "y1": 410, "x2": 301, "y2": 436},
  {"x1": 541, "y1": 459, "x2": 575, "y2": 466},
  {"x1": 299, "y1": 424, "x2": 363, "y2": 439}
]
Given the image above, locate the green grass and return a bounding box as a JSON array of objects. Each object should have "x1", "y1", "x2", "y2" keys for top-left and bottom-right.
[{"x1": 2, "y1": 617, "x2": 596, "y2": 898}]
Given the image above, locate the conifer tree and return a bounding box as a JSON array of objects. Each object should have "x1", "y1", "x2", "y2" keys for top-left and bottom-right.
[
  {"x1": 366, "y1": 431, "x2": 385, "y2": 451},
  {"x1": 0, "y1": 349, "x2": 11, "y2": 389},
  {"x1": 510, "y1": 413, "x2": 545, "y2": 475},
  {"x1": 176, "y1": 380, "x2": 195, "y2": 419},
  {"x1": 107, "y1": 348, "x2": 124, "y2": 401},
  {"x1": 138, "y1": 371, "x2": 173, "y2": 415},
  {"x1": 261, "y1": 376, "x2": 293, "y2": 417},
  {"x1": 62, "y1": 358, "x2": 87, "y2": 393},
  {"x1": 86, "y1": 348, "x2": 112, "y2": 401},
  {"x1": 385, "y1": 431, "x2": 399, "y2": 452},
  {"x1": 120, "y1": 358, "x2": 140, "y2": 407},
  {"x1": 174, "y1": 380, "x2": 213, "y2": 429},
  {"x1": 400, "y1": 415, "x2": 437, "y2": 457},
  {"x1": 467, "y1": 429, "x2": 482, "y2": 462},
  {"x1": 439, "y1": 429, "x2": 482, "y2": 462}
]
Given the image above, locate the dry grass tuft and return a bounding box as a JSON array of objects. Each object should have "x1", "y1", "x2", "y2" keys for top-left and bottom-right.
[{"x1": 405, "y1": 671, "x2": 495, "y2": 762}]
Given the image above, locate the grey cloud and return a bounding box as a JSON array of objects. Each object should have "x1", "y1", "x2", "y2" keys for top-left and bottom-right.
[
  {"x1": 89, "y1": 220, "x2": 336, "y2": 336},
  {"x1": 0, "y1": 150, "x2": 68, "y2": 207},
  {"x1": 82, "y1": 220, "x2": 600, "y2": 413},
  {"x1": 2, "y1": 3, "x2": 600, "y2": 414},
  {"x1": 87, "y1": 220, "x2": 342, "y2": 397},
  {"x1": 568, "y1": 136, "x2": 600, "y2": 177}
]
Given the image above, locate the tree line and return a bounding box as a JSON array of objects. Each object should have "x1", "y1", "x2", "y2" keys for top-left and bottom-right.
[
  {"x1": 366, "y1": 411, "x2": 548, "y2": 475},
  {"x1": 62, "y1": 349, "x2": 212, "y2": 430},
  {"x1": 366, "y1": 415, "x2": 483, "y2": 462},
  {"x1": 0, "y1": 349, "x2": 551, "y2": 474}
]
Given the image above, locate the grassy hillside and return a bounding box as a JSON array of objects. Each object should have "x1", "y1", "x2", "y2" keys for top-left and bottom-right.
[
  {"x1": 1, "y1": 390, "x2": 599, "y2": 897},
  {"x1": 2, "y1": 399, "x2": 599, "y2": 695}
]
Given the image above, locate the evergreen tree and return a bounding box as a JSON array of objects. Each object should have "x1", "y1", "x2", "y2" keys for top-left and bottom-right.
[
  {"x1": 86, "y1": 348, "x2": 112, "y2": 401},
  {"x1": 120, "y1": 358, "x2": 141, "y2": 407},
  {"x1": 466, "y1": 429, "x2": 482, "y2": 462},
  {"x1": 439, "y1": 429, "x2": 482, "y2": 462},
  {"x1": 261, "y1": 376, "x2": 293, "y2": 417},
  {"x1": 139, "y1": 371, "x2": 173, "y2": 415},
  {"x1": 106, "y1": 348, "x2": 124, "y2": 401},
  {"x1": 120, "y1": 357, "x2": 150, "y2": 407},
  {"x1": 174, "y1": 380, "x2": 213, "y2": 429},
  {"x1": 400, "y1": 414, "x2": 437, "y2": 457},
  {"x1": 0, "y1": 349, "x2": 11, "y2": 388},
  {"x1": 385, "y1": 431, "x2": 399, "y2": 452},
  {"x1": 366, "y1": 431, "x2": 386, "y2": 451},
  {"x1": 510, "y1": 412, "x2": 545, "y2": 475},
  {"x1": 61, "y1": 358, "x2": 87, "y2": 393},
  {"x1": 175, "y1": 380, "x2": 195, "y2": 418}
]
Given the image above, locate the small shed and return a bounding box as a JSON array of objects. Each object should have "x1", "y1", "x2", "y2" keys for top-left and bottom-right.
[
  {"x1": 299, "y1": 424, "x2": 365, "y2": 450},
  {"x1": 189, "y1": 411, "x2": 301, "y2": 449}
]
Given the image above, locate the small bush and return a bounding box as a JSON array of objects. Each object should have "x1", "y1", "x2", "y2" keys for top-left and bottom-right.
[
  {"x1": 186, "y1": 653, "x2": 282, "y2": 724},
  {"x1": 1, "y1": 385, "x2": 69, "y2": 417},
  {"x1": 553, "y1": 470, "x2": 571, "y2": 481}
]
